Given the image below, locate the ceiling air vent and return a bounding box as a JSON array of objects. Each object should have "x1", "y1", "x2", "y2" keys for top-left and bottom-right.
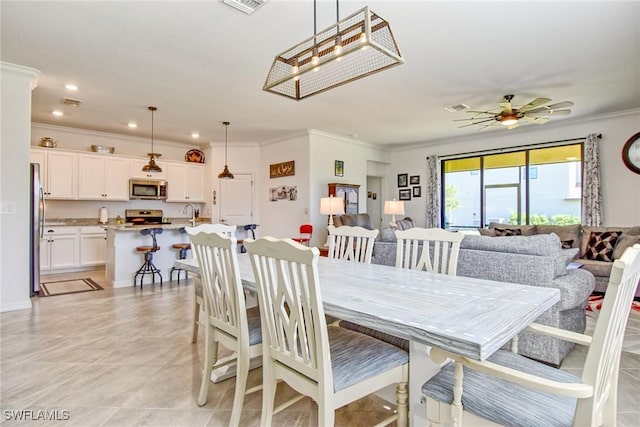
[
  {"x1": 61, "y1": 97, "x2": 82, "y2": 107},
  {"x1": 221, "y1": 0, "x2": 267, "y2": 15},
  {"x1": 444, "y1": 104, "x2": 470, "y2": 113}
]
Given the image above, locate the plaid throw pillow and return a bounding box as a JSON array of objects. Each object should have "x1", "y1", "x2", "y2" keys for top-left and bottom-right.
[
  {"x1": 584, "y1": 231, "x2": 622, "y2": 262},
  {"x1": 494, "y1": 227, "x2": 522, "y2": 237}
]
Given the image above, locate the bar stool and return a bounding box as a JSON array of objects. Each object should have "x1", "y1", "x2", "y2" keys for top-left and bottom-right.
[
  {"x1": 169, "y1": 227, "x2": 190, "y2": 283},
  {"x1": 134, "y1": 228, "x2": 163, "y2": 288},
  {"x1": 238, "y1": 224, "x2": 257, "y2": 253}
]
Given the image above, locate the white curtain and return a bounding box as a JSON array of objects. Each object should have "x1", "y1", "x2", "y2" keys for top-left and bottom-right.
[
  {"x1": 582, "y1": 133, "x2": 602, "y2": 226},
  {"x1": 425, "y1": 156, "x2": 440, "y2": 228}
]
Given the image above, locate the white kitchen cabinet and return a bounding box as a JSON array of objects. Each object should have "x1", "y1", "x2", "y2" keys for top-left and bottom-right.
[
  {"x1": 166, "y1": 163, "x2": 205, "y2": 202},
  {"x1": 41, "y1": 227, "x2": 80, "y2": 271},
  {"x1": 80, "y1": 226, "x2": 107, "y2": 266},
  {"x1": 78, "y1": 155, "x2": 129, "y2": 200},
  {"x1": 30, "y1": 148, "x2": 78, "y2": 199},
  {"x1": 130, "y1": 159, "x2": 167, "y2": 180}
]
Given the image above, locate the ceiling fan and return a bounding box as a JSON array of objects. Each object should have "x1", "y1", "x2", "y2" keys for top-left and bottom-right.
[{"x1": 455, "y1": 94, "x2": 574, "y2": 130}]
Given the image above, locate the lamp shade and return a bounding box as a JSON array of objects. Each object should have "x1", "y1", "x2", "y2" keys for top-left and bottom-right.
[
  {"x1": 384, "y1": 199, "x2": 405, "y2": 216},
  {"x1": 320, "y1": 196, "x2": 345, "y2": 216}
]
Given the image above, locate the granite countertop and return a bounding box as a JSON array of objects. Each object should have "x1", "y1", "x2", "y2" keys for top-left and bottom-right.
[{"x1": 45, "y1": 218, "x2": 212, "y2": 228}]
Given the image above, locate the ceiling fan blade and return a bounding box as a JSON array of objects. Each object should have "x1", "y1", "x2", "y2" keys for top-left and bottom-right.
[
  {"x1": 533, "y1": 117, "x2": 550, "y2": 124},
  {"x1": 525, "y1": 111, "x2": 552, "y2": 118},
  {"x1": 525, "y1": 106, "x2": 551, "y2": 114},
  {"x1": 466, "y1": 110, "x2": 496, "y2": 115},
  {"x1": 549, "y1": 109, "x2": 572, "y2": 116},
  {"x1": 458, "y1": 118, "x2": 496, "y2": 128},
  {"x1": 507, "y1": 123, "x2": 519, "y2": 130},
  {"x1": 547, "y1": 101, "x2": 574, "y2": 109},
  {"x1": 518, "y1": 97, "x2": 551, "y2": 113}
]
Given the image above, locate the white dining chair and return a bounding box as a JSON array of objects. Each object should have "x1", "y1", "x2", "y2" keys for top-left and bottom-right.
[
  {"x1": 327, "y1": 225, "x2": 379, "y2": 263},
  {"x1": 185, "y1": 223, "x2": 236, "y2": 343},
  {"x1": 188, "y1": 230, "x2": 259, "y2": 427},
  {"x1": 421, "y1": 244, "x2": 640, "y2": 427},
  {"x1": 244, "y1": 237, "x2": 409, "y2": 427},
  {"x1": 395, "y1": 227, "x2": 464, "y2": 275}
]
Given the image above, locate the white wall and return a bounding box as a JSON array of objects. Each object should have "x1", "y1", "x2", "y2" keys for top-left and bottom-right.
[
  {"x1": 1, "y1": 62, "x2": 40, "y2": 312},
  {"x1": 257, "y1": 132, "x2": 310, "y2": 241},
  {"x1": 309, "y1": 131, "x2": 390, "y2": 246},
  {"x1": 389, "y1": 109, "x2": 640, "y2": 227}
]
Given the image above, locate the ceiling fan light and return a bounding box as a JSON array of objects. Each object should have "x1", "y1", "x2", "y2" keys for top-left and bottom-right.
[{"x1": 501, "y1": 116, "x2": 519, "y2": 126}]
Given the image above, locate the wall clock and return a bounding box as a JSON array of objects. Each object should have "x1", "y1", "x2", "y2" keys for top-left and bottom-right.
[{"x1": 622, "y1": 132, "x2": 640, "y2": 174}]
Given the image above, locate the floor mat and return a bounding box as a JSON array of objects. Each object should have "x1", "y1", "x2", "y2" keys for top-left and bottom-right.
[
  {"x1": 585, "y1": 294, "x2": 640, "y2": 355},
  {"x1": 39, "y1": 278, "x2": 103, "y2": 297}
]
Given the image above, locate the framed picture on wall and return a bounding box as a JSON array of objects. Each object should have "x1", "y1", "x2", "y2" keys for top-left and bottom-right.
[
  {"x1": 399, "y1": 188, "x2": 411, "y2": 200},
  {"x1": 335, "y1": 160, "x2": 344, "y2": 177},
  {"x1": 412, "y1": 186, "x2": 421, "y2": 197},
  {"x1": 410, "y1": 175, "x2": 420, "y2": 185},
  {"x1": 397, "y1": 173, "x2": 408, "y2": 187}
]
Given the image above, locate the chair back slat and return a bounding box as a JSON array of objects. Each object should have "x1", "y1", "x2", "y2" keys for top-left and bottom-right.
[
  {"x1": 327, "y1": 225, "x2": 379, "y2": 264},
  {"x1": 245, "y1": 238, "x2": 328, "y2": 384},
  {"x1": 189, "y1": 231, "x2": 248, "y2": 343},
  {"x1": 395, "y1": 227, "x2": 464, "y2": 275},
  {"x1": 577, "y1": 244, "x2": 640, "y2": 425}
]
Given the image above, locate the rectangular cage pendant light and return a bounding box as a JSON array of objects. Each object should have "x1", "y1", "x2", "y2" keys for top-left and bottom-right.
[{"x1": 263, "y1": 6, "x2": 404, "y2": 100}]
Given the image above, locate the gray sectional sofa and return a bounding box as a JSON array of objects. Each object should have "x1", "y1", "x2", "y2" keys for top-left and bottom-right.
[{"x1": 372, "y1": 232, "x2": 595, "y2": 366}]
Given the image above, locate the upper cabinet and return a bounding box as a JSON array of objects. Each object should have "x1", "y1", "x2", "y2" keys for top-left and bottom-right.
[
  {"x1": 328, "y1": 183, "x2": 360, "y2": 214},
  {"x1": 166, "y1": 163, "x2": 205, "y2": 203},
  {"x1": 130, "y1": 159, "x2": 167, "y2": 180},
  {"x1": 30, "y1": 148, "x2": 78, "y2": 199},
  {"x1": 78, "y1": 154, "x2": 130, "y2": 200}
]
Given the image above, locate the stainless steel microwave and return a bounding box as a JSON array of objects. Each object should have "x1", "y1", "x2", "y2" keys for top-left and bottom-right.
[{"x1": 129, "y1": 179, "x2": 167, "y2": 200}]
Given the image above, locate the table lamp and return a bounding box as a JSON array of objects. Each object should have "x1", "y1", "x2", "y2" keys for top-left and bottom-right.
[
  {"x1": 320, "y1": 195, "x2": 345, "y2": 226},
  {"x1": 384, "y1": 199, "x2": 405, "y2": 228}
]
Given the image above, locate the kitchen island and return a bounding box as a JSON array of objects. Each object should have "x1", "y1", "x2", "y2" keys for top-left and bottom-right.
[{"x1": 105, "y1": 223, "x2": 192, "y2": 287}]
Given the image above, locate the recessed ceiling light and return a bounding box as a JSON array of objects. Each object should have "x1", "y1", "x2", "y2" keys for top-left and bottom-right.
[
  {"x1": 64, "y1": 84, "x2": 78, "y2": 91},
  {"x1": 52, "y1": 110, "x2": 64, "y2": 117},
  {"x1": 128, "y1": 122, "x2": 138, "y2": 128},
  {"x1": 191, "y1": 132, "x2": 200, "y2": 138}
]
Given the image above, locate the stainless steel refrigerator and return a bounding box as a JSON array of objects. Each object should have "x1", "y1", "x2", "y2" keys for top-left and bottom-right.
[{"x1": 30, "y1": 163, "x2": 45, "y2": 296}]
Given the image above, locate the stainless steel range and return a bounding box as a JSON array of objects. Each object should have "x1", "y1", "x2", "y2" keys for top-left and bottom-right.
[{"x1": 125, "y1": 209, "x2": 164, "y2": 225}]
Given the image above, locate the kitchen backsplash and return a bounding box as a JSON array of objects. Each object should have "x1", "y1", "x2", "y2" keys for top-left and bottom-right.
[{"x1": 45, "y1": 200, "x2": 205, "y2": 222}]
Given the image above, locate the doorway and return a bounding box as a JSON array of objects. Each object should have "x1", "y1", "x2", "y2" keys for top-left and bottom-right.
[
  {"x1": 366, "y1": 176, "x2": 383, "y2": 230},
  {"x1": 219, "y1": 173, "x2": 254, "y2": 227}
]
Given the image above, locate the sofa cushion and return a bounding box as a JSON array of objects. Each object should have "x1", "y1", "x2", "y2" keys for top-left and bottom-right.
[
  {"x1": 536, "y1": 224, "x2": 582, "y2": 249},
  {"x1": 334, "y1": 213, "x2": 373, "y2": 230},
  {"x1": 580, "y1": 226, "x2": 640, "y2": 257},
  {"x1": 379, "y1": 227, "x2": 397, "y2": 242},
  {"x1": 580, "y1": 258, "x2": 613, "y2": 279},
  {"x1": 613, "y1": 234, "x2": 640, "y2": 260},
  {"x1": 478, "y1": 228, "x2": 496, "y2": 236},
  {"x1": 584, "y1": 230, "x2": 622, "y2": 262},
  {"x1": 488, "y1": 222, "x2": 537, "y2": 236}
]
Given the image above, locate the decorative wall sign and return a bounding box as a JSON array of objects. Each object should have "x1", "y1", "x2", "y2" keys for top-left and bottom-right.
[
  {"x1": 185, "y1": 149, "x2": 205, "y2": 163},
  {"x1": 397, "y1": 173, "x2": 408, "y2": 187},
  {"x1": 270, "y1": 186, "x2": 297, "y2": 201},
  {"x1": 270, "y1": 160, "x2": 295, "y2": 178},
  {"x1": 399, "y1": 188, "x2": 411, "y2": 200},
  {"x1": 410, "y1": 175, "x2": 420, "y2": 185},
  {"x1": 335, "y1": 160, "x2": 344, "y2": 177}
]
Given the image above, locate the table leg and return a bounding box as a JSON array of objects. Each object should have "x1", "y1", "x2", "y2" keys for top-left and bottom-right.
[{"x1": 409, "y1": 341, "x2": 441, "y2": 427}]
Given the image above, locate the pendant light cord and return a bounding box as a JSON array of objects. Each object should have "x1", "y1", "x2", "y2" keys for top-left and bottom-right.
[
  {"x1": 224, "y1": 122, "x2": 228, "y2": 164},
  {"x1": 151, "y1": 108, "x2": 154, "y2": 153}
]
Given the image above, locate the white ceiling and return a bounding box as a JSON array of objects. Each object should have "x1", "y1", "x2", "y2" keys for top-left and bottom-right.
[{"x1": 2, "y1": 1, "x2": 639, "y2": 146}]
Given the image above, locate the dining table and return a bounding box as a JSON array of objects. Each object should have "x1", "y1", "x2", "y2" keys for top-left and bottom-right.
[{"x1": 176, "y1": 253, "x2": 560, "y2": 426}]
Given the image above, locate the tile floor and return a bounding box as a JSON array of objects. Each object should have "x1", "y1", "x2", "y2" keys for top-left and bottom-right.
[{"x1": 1, "y1": 269, "x2": 639, "y2": 426}]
